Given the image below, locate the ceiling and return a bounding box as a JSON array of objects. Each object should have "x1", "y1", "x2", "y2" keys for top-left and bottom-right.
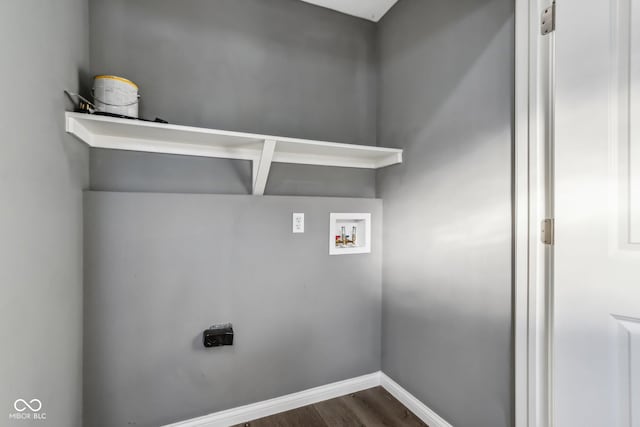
[{"x1": 299, "y1": 0, "x2": 398, "y2": 22}]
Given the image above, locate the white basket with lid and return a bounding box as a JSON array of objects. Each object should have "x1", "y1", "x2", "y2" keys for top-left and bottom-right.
[{"x1": 92, "y1": 75, "x2": 139, "y2": 118}]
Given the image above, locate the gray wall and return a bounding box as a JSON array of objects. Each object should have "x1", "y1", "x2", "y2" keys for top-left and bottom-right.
[
  {"x1": 0, "y1": 1, "x2": 89, "y2": 426},
  {"x1": 84, "y1": 192, "x2": 382, "y2": 426},
  {"x1": 90, "y1": 150, "x2": 376, "y2": 198},
  {"x1": 88, "y1": 0, "x2": 377, "y2": 197},
  {"x1": 85, "y1": 4, "x2": 382, "y2": 426},
  {"x1": 376, "y1": 1, "x2": 514, "y2": 427}
]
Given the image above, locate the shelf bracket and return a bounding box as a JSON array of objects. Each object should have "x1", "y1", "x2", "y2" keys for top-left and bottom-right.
[{"x1": 252, "y1": 139, "x2": 277, "y2": 195}]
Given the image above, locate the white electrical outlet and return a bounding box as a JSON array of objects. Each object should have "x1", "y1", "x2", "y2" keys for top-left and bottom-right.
[{"x1": 292, "y1": 213, "x2": 304, "y2": 233}]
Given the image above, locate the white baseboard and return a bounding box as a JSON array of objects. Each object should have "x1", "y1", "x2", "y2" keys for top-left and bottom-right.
[
  {"x1": 163, "y1": 372, "x2": 380, "y2": 427},
  {"x1": 163, "y1": 371, "x2": 453, "y2": 427},
  {"x1": 380, "y1": 373, "x2": 453, "y2": 427}
]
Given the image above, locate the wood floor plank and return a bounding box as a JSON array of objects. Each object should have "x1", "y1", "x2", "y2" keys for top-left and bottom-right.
[
  {"x1": 313, "y1": 395, "x2": 366, "y2": 426},
  {"x1": 233, "y1": 405, "x2": 327, "y2": 427},
  {"x1": 339, "y1": 387, "x2": 427, "y2": 427},
  {"x1": 365, "y1": 387, "x2": 427, "y2": 427},
  {"x1": 233, "y1": 387, "x2": 426, "y2": 427}
]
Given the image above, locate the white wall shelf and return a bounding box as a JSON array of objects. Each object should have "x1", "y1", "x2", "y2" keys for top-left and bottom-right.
[{"x1": 65, "y1": 112, "x2": 402, "y2": 195}]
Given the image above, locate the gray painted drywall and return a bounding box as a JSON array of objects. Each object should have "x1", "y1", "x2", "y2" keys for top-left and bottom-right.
[
  {"x1": 90, "y1": 149, "x2": 377, "y2": 198},
  {"x1": 376, "y1": 1, "x2": 514, "y2": 427},
  {"x1": 84, "y1": 192, "x2": 382, "y2": 426},
  {"x1": 88, "y1": 0, "x2": 377, "y2": 196},
  {"x1": 90, "y1": 149, "x2": 253, "y2": 195},
  {"x1": 266, "y1": 164, "x2": 376, "y2": 198},
  {"x1": 0, "y1": 1, "x2": 89, "y2": 426}
]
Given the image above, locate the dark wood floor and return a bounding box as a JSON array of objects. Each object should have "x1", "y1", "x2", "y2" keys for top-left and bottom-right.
[{"x1": 232, "y1": 386, "x2": 427, "y2": 427}]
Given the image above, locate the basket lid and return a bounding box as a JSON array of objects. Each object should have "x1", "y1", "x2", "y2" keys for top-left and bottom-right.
[{"x1": 94, "y1": 75, "x2": 139, "y2": 90}]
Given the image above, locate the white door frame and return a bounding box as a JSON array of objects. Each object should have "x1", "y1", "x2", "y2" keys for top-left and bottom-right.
[{"x1": 514, "y1": 0, "x2": 554, "y2": 426}]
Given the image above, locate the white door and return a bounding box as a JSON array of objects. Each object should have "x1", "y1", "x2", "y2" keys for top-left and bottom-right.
[{"x1": 553, "y1": 0, "x2": 640, "y2": 425}]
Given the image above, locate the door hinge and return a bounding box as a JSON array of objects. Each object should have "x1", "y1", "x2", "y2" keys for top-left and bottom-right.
[
  {"x1": 541, "y1": 3, "x2": 556, "y2": 35},
  {"x1": 541, "y1": 218, "x2": 554, "y2": 245}
]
